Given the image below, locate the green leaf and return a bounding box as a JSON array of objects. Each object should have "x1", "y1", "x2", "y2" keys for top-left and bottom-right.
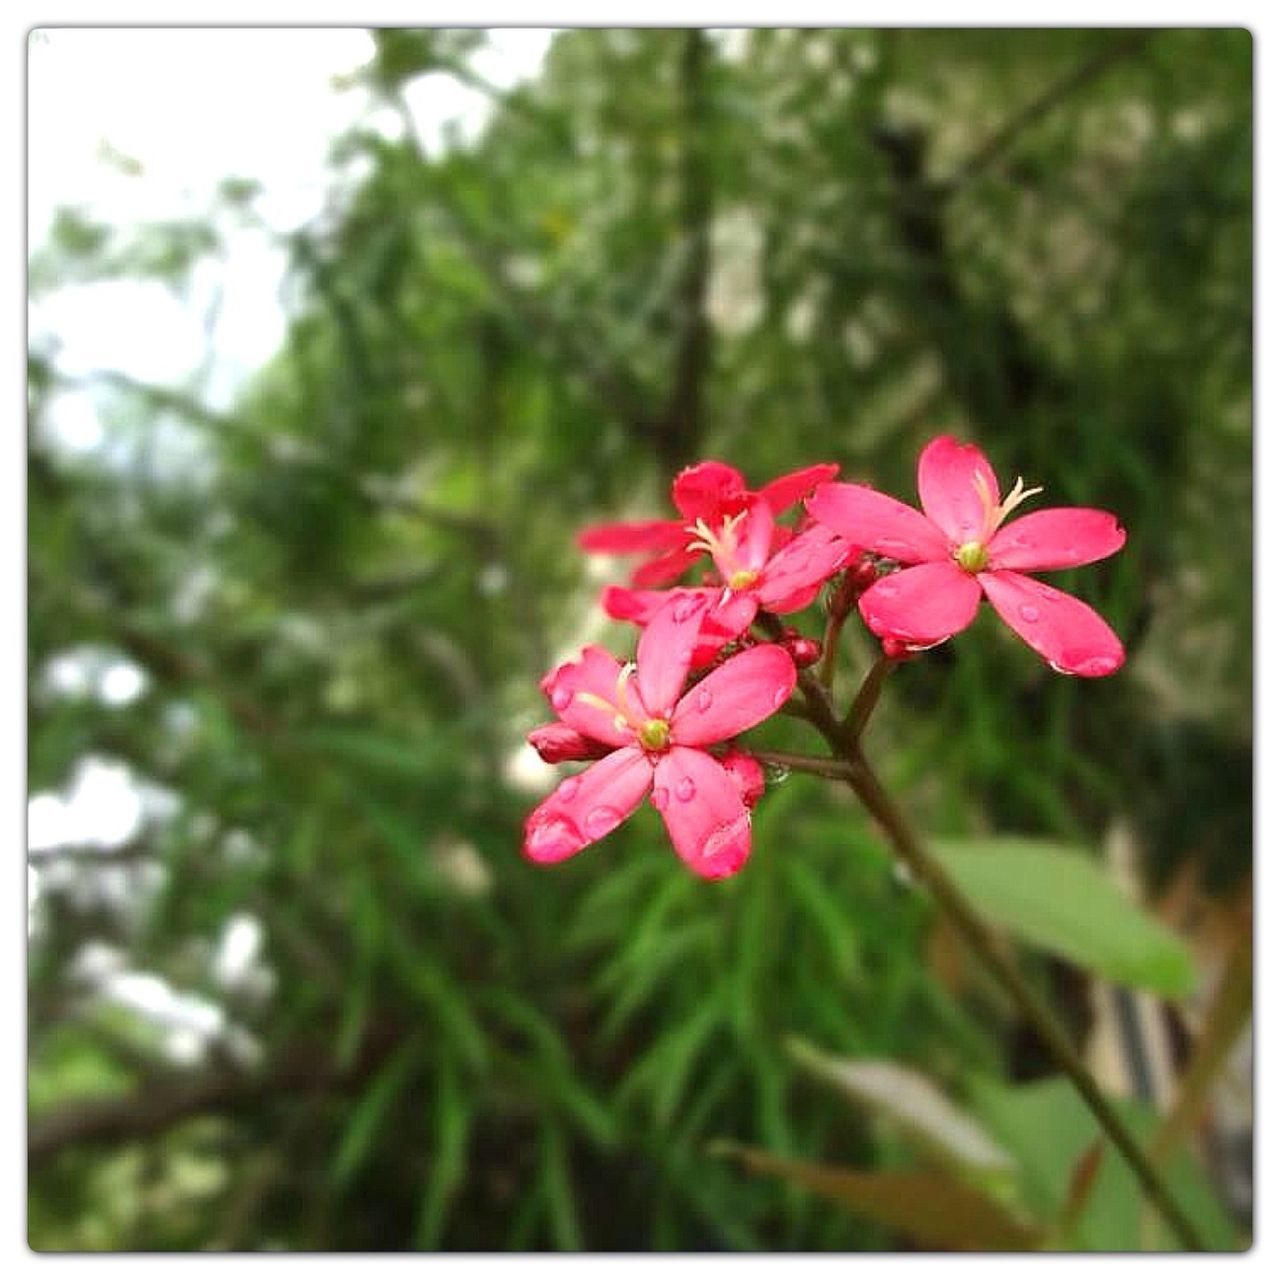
[
  {"x1": 931, "y1": 838, "x2": 1197, "y2": 996},
  {"x1": 329, "y1": 1040, "x2": 419, "y2": 1190},
  {"x1": 711, "y1": 1142, "x2": 1043, "y2": 1251},
  {"x1": 788, "y1": 1040, "x2": 1018, "y2": 1177}
]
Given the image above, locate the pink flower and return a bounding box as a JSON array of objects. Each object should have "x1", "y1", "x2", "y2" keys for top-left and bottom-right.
[
  {"x1": 601, "y1": 495, "x2": 853, "y2": 659},
  {"x1": 524, "y1": 593, "x2": 797, "y2": 878},
  {"x1": 578, "y1": 459, "x2": 839, "y2": 587},
  {"x1": 806, "y1": 436, "x2": 1127, "y2": 677}
]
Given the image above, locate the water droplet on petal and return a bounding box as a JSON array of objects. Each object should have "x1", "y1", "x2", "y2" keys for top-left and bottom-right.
[
  {"x1": 527, "y1": 816, "x2": 581, "y2": 860},
  {"x1": 1018, "y1": 604, "x2": 1040, "y2": 623},
  {"x1": 676, "y1": 777, "x2": 696, "y2": 802},
  {"x1": 550, "y1": 686, "x2": 572, "y2": 711},
  {"x1": 679, "y1": 646, "x2": 694, "y2": 664},
  {"x1": 698, "y1": 813, "x2": 750, "y2": 876},
  {"x1": 696, "y1": 688, "x2": 713, "y2": 712},
  {"x1": 651, "y1": 786, "x2": 670, "y2": 811},
  {"x1": 557, "y1": 776, "x2": 581, "y2": 802},
  {"x1": 771, "y1": 684, "x2": 791, "y2": 708},
  {"x1": 583, "y1": 805, "x2": 623, "y2": 838}
]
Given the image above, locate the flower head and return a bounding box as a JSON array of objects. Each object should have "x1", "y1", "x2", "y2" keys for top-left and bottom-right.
[
  {"x1": 806, "y1": 436, "x2": 1127, "y2": 676},
  {"x1": 525, "y1": 592, "x2": 797, "y2": 878},
  {"x1": 578, "y1": 460, "x2": 839, "y2": 587}
]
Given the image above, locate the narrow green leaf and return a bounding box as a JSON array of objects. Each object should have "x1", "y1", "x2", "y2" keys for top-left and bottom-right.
[{"x1": 329, "y1": 1040, "x2": 419, "y2": 1190}]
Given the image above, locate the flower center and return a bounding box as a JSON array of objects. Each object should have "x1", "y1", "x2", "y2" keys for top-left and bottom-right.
[
  {"x1": 728, "y1": 568, "x2": 761, "y2": 591},
  {"x1": 637, "y1": 718, "x2": 671, "y2": 751},
  {"x1": 953, "y1": 540, "x2": 989, "y2": 573}
]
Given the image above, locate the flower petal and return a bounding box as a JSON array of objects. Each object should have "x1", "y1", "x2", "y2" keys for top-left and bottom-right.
[
  {"x1": 720, "y1": 749, "x2": 765, "y2": 808},
  {"x1": 986, "y1": 508, "x2": 1127, "y2": 572},
  {"x1": 602, "y1": 585, "x2": 691, "y2": 626},
  {"x1": 541, "y1": 645, "x2": 632, "y2": 746},
  {"x1": 523, "y1": 747, "x2": 653, "y2": 864},
  {"x1": 672, "y1": 461, "x2": 748, "y2": 520},
  {"x1": 858, "y1": 561, "x2": 982, "y2": 645},
  {"x1": 806, "y1": 482, "x2": 950, "y2": 563},
  {"x1": 758, "y1": 462, "x2": 840, "y2": 515},
  {"x1": 917, "y1": 436, "x2": 1001, "y2": 546},
  {"x1": 578, "y1": 519, "x2": 687, "y2": 555},
  {"x1": 978, "y1": 571, "x2": 1125, "y2": 677},
  {"x1": 756, "y1": 524, "x2": 854, "y2": 610},
  {"x1": 527, "y1": 723, "x2": 609, "y2": 763},
  {"x1": 631, "y1": 547, "x2": 701, "y2": 588},
  {"x1": 736, "y1": 497, "x2": 776, "y2": 575},
  {"x1": 671, "y1": 644, "x2": 796, "y2": 745},
  {"x1": 637, "y1": 592, "x2": 710, "y2": 718},
  {"x1": 652, "y1": 747, "x2": 752, "y2": 879}
]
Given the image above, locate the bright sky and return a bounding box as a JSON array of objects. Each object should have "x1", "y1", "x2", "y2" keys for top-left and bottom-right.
[{"x1": 26, "y1": 27, "x2": 553, "y2": 1043}]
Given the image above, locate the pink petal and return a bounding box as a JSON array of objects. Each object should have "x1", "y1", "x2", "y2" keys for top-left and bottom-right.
[
  {"x1": 720, "y1": 749, "x2": 766, "y2": 809},
  {"x1": 671, "y1": 644, "x2": 796, "y2": 745},
  {"x1": 602, "y1": 585, "x2": 687, "y2": 625},
  {"x1": 806, "y1": 482, "x2": 950, "y2": 563},
  {"x1": 578, "y1": 519, "x2": 687, "y2": 555},
  {"x1": 691, "y1": 593, "x2": 761, "y2": 665},
  {"x1": 978, "y1": 571, "x2": 1125, "y2": 677},
  {"x1": 631, "y1": 547, "x2": 700, "y2": 588},
  {"x1": 541, "y1": 645, "x2": 633, "y2": 746},
  {"x1": 756, "y1": 524, "x2": 854, "y2": 610},
  {"x1": 524, "y1": 747, "x2": 654, "y2": 864},
  {"x1": 528, "y1": 723, "x2": 609, "y2": 763},
  {"x1": 652, "y1": 747, "x2": 752, "y2": 879},
  {"x1": 757, "y1": 462, "x2": 840, "y2": 514},
  {"x1": 917, "y1": 436, "x2": 1001, "y2": 546},
  {"x1": 986, "y1": 508, "x2": 1127, "y2": 572},
  {"x1": 637, "y1": 592, "x2": 710, "y2": 718},
  {"x1": 736, "y1": 497, "x2": 776, "y2": 575},
  {"x1": 672, "y1": 461, "x2": 747, "y2": 520},
  {"x1": 858, "y1": 561, "x2": 982, "y2": 645}
]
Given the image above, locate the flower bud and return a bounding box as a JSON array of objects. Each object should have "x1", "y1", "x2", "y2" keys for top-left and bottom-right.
[
  {"x1": 787, "y1": 635, "x2": 823, "y2": 668},
  {"x1": 721, "y1": 749, "x2": 766, "y2": 809},
  {"x1": 527, "y1": 724, "x2": 608, "y2": 763}
]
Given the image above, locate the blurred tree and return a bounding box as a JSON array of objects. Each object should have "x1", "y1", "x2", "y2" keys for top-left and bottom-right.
[{"x1": 28, "y1": 28, "x2": 1250, "y2": 1249}]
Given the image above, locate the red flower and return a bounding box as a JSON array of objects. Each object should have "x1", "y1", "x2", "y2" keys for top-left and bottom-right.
[
  {"x1": 524, "y1": 593, "x2": 796, "y2": 878},
  {"x1": 578, "y1": 459, "x2": 838, "y2": 587},
  {"x1": 601, "y1": 495, "x2": 853, "y2": 660},
  {"x1": 806, "y1": 436, "x2": 1127, "y2": 677}
]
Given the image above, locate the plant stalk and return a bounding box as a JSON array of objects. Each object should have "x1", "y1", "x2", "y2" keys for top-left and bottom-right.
[{"x1": 756, "y1": 614, "x2": 1207, "y2": 1251}]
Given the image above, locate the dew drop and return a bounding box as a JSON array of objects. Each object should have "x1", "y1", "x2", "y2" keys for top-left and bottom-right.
[
  {"x1": 651, "y1": 786, "x2": 670, "y2": 811},
  {"x1": 557, "y1": 776, "x2": 581, "y2": 802},
  {"x1": 696, "y1": 688, "x2": 714, "y2": 712},
  {"x1": 676, "y1": 777, "x2": 697, "y2": 802},
  {"x1": 876, "y1": 579, "x2": 900, "y2": 597},
  {"x1": 699, "y1": 814, "x2": 750, "y2": 876},
  {"x1": 583, "y1": 805, "x2": 622, "y2": 838},
  {"x1": 527, "y1": 816, "x2": 580, "y2": 861},
  {"x1": 550, "y1": 686, "x2": 573, "y2": 711},
  {"x1": 1018, "y1": 604, "x2": 1040, "y2": 623},
  {"x1": 772, "y1": 684, "x2": 791, "y2": 708},
  {"x1": 679, "y1": 646, "x2": 695, "y2": 664}
]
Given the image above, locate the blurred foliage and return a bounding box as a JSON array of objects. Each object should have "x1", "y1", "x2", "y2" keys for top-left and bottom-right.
[{"x1": 28, "y1": 28, "x2": 1250, "y2": 1250}]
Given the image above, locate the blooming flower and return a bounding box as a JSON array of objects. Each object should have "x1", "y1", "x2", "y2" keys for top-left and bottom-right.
[
  {"x1": 578, "y1": 459, "x2": 839, "y2": 587},
  {"x1": 806, "y1": 436, "x2": 1127, "y2": 676},
  {"x1": 524, "y1": 593, "x2": 797, "y2": 878},
  {"x1": 602, "y1": 495, "x2": 853, "y2": 660}
]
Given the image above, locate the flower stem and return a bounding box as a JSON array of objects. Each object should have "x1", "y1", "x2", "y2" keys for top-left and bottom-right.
[
  {"x1": 757, "y1": 614, "x2": 1206, "y2": 1251},
  {"x1": 843, "y1": 652, "x2": 895, "y2": 740},
  {"x1": 748, "y1": 749, "x2": 856, "y2": 781}
]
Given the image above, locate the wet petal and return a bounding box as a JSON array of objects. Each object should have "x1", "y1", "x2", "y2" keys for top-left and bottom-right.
[
  {"x1": 758, "y1": 462, "x2": 840, "y2": 515},
  {"x1": 978, "y1": 571, "x2": 1125, "y2": 677},
  {"x1": 653, "y1": 747, "x2": 752, "y2": 879},
  {"x1": 806, "y1": 482, "x2": 950, "y2": 563},
  {"x1": 637, "y1": 592, "x2": 710, "y2": 718},
  {"x1": 601, "y1": 585, "x2": 699, "y2": 626},
  {"x1": 756, "y1": 524, "x2": 854, "y2": 610},
  {"x1": 672, "y1": 460, "x2": 748, "y2": 520},
  {"x1": 858, "y1": 561, "x2": 982, "y2": 645},
  {"x1": 578, "y1": 519, "x2": 687, "y2": 555},
  {"x1": 671, "y1": 644, "x2": 796, "y2": 745},
  {"x1": 527, "y1": 723, "x2": 609, "y2": 764},
  {"x1": 701, "y1": 591, "x2": 760, "y2": 649},
  {"x1": 523, "y1": 747, "x2": 653, "y2": 864},
  {"x1": 986, "y1": 508, "x2": 1127, "y2": 572},
  {"x1": 917, "y1": 436, "x2": 1001, "y2": 545},
  {"x1": 541, "y1": 645, "x2": 632, "y2": 746}
]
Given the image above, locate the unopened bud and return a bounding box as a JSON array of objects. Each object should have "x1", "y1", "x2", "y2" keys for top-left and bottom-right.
[
  {"x1": 787, "y1": 635, "x2": 823, "y2": 668},
  {"x1": 528, "y1": 724, "x2": 607, "y2": 763},
  {"x1": 828, "y1": 553, "x2": 878, "y2": 621}
]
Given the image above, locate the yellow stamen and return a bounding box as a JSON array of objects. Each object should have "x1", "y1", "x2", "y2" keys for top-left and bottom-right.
[{"x1": 971, "y1": 469, "x2": 1043, "y2": 541}]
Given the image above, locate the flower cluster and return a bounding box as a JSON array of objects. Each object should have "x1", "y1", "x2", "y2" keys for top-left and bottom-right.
[{"x1": 525, "y1": 438, "x2": 1126, "y2": 877}]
